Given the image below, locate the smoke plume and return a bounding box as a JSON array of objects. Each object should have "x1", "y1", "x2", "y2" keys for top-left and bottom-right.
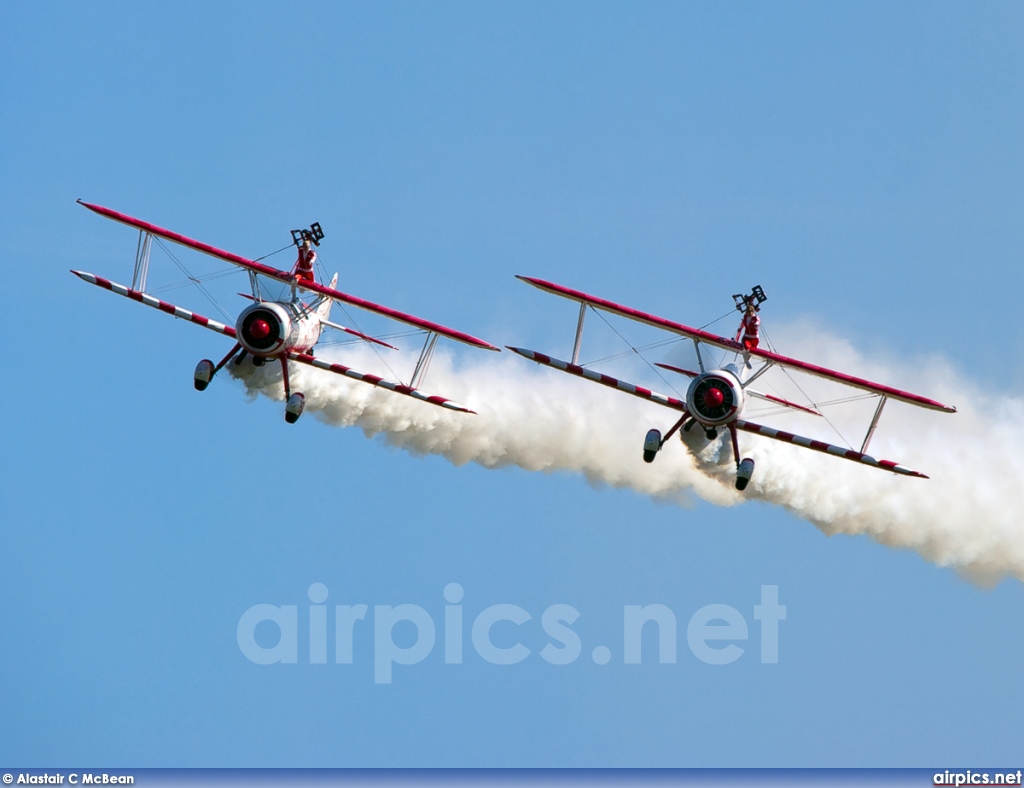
[{"x1": 230, "y1": 324, "x2": 1024, "y2": 585}]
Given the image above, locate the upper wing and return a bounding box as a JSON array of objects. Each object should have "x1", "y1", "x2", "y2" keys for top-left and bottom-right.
[
  {"x1": 80, "y1": 201, "x2": 500, "y2": 352},
  {"x1": 518, "y1": 275, "x2": 955, "y2": 413}
]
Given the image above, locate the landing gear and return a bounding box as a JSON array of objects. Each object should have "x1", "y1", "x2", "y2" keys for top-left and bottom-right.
[
  {"x1": 193, "y1": 359, "x2": 214, "y2": 391},
  {"x1": 194, "y1": 343, "x2": 242, "y2": 392},
  {"x1": 727, "y1": 424, "x2": 755, "y2": 491},
  {"x1": 285, "y1": 392, "x2": 306, "y2": 424},
  {"x1": 735, "y1": 458, "x2": 755, "y2": 491},
  {"x1": 643, "y1": 429, "x2": 662, "y2": 463},
  {"x1": 705, "y1": 428, "x2": 718, "y2": 440},
  {"x1": 643, "y1": 414, "x2": 691, "y2": 463},
  {"x1": 279, "y1": 356, "x2": 304, "y2": 424},
  {"x1": 252, "y1": 355, "x2": 266, "y2": 367}
]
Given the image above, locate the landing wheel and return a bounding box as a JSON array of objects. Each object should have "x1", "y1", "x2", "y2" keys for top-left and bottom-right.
[
  {"x1": 253, "y1": 355, "x2": 266, "y2": 367},
  {"x1": 735, "y1": 458, "x2": 755, "y2": 491},
  {"x1": 642, "y1": 428, "x2": 662, "y2": 463},
  {"x1": 705, "y1": 428, "x2": 718, "y2": 440},
  {"x1": 285, "y1": 392, "x2": 306, "y2": 424},
  {"x1": 193, "y1": 359, "x2": 214, "y2": 391}
]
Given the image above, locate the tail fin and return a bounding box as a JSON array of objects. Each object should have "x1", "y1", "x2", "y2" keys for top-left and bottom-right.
[{"x1": 317, "y1": 274, "x2": 338, "y2": 320}]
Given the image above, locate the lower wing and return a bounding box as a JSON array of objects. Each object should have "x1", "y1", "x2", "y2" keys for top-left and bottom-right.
[
  {"x1": 506, "y1": 346, "x2": 687, "y2": 411},
  {"x1": 72, "y1": 270, "x2": 237, "y2": 338},
  {"x1": 287, "y1": 352, "x2": 475, "y2": 413},
  {"x1": 73, "y1": 270, "x2": 474, "y2": 413},
  {"x1": 507, "y1": 344, "x2": 925, "y2": 477},
  {"x1": 733, "y1": 419, "x2": 927, "y2": 478}
]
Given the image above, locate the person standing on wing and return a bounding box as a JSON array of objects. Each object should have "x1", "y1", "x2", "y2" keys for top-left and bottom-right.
[
  {"x1": 735, "y1": 301, "x2": 760, "y2": 368},
  {"x1": 294, "y1": 236, "x2": 317, "y2": 284},
  {"x1": 736, "y1": 301, "x2": 761, "y2": 349}
]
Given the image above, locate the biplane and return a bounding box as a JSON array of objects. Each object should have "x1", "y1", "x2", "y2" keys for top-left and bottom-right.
[
  {"x1": 509, "y1": 276, "x2": 955, "y2": 491},
  {"x1": 72, "y1": 201, "x2": 499, "y2": 422}
]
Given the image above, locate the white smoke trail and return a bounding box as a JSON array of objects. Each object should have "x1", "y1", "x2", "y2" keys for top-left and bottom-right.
[{"x1": 230, "y1": 325, "x2": 1024, "y2": 585}]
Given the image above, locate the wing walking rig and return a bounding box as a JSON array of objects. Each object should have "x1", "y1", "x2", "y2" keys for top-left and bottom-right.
[
  {"x1": 73, "y1": 201, "x2": 499, "y2": 424},
  {"x1": 509, "y1": 276, "x2": 955, "y2": 491}
]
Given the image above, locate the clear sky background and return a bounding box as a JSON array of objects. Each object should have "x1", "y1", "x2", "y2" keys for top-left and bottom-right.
[{"x1": 1, "y1": 1, "x2": 1022, "y2": 768}]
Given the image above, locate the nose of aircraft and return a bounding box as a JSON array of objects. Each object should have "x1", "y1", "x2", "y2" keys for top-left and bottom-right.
[
  {"x1": 703, "y1": 387, "x2": 724, "y2": 409},
  {"x1": 250, "y1": 319, "x2": 270, "y2": 339}
]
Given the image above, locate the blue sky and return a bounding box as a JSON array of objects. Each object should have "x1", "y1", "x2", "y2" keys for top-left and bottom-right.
[{"x1": 1, "y1": 1, "x2": 1022, "y2": 768}]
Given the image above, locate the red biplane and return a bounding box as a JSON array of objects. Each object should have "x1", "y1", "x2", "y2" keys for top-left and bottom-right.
[
  {"x1": 72, "y1": 201, "x2": 499, "y2": 422},
  {"x1": 509, "y1": 276, "x2": 955, "y2": 491}
]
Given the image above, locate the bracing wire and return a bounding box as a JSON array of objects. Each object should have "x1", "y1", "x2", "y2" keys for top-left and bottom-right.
[
  {"x1": 587, "y1": 307, "x2": 684, "y2": 398},
  {"x1": 151, "y1": 237, "x2": 236, "y2": 322},
  {"x1": 332, "y1": 300, "x2": 407, "y2": 384},
  {"x1": 150, "y1": 266, "x2": 246, "y2": 294},
  {"x1": 758, "y1": 323, "x2": 855, "y2": 450},
  {"x1": 253, "y1": 244, "x2": 297, "y2": 263}
]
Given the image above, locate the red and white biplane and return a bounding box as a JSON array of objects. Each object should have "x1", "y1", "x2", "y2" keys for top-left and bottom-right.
[
  {"x1": 509, "y1": 276, "x2": 956, "y2": 491},
  {"x1": 72, "y1": 201, "x2": 499, "y2": 422}
]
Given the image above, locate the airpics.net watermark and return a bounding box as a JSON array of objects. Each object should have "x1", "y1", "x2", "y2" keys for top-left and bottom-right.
[{"x1": 237, "y1": 583, "x2": 786, "y2": 684}]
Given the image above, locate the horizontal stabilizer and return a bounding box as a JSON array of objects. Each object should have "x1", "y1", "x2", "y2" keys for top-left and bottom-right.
[
  {"x1": 319, "y1": 318, "x2": 397, "y2": 350},
  {"x1": 656, "y1": 362, "x2": 822, "y2": 416}
]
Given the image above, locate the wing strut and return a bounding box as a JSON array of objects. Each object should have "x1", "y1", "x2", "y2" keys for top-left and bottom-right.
[
  {"x1": 410, "y1": 332, "x2": 439, "y2": 388},
  {"x1": 743, "y1": 361, "x2": 773, "y2": 387},
  {"x1": 693, "y1": 339, "x2": 705, "y2": 373},
  {"x1": 571, "y1": 303, "x2": 587, "y2": 365},
  {"x1": 247, "y1": 271, "x2": 262, "y2": 301},
  {"x1": 860, "y1": 396, "x2": 888, "y2": 453},
  {"x1": 133, "y1": 231, "x2": 152, "y2": 291}
]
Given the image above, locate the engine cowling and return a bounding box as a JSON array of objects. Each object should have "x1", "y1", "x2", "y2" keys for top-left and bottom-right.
[
  {"x1": 235, "y1": 301, "x2": 322, "y2": 357},
  {"x1": 685, "y1": 368, "x2": 744, "y2": 427}
]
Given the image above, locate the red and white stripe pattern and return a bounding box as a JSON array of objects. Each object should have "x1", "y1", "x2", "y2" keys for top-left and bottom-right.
[
  {"x1": 507, "y1": 346, "x2": 688, "y2": 412},
  {"x1": 734, "y1": 419, "x2": 927, "y2": 478},
  {"x1": 71, "y1": 270, "x2": 237, "y2": 338},
  {"x1": 287, "y1": 352, "x2": 475, "y2": 414}
]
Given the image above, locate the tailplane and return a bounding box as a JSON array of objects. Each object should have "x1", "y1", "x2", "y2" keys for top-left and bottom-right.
[{"x1": 317, "y1": 274, "x2": 338, "y2": 320}]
